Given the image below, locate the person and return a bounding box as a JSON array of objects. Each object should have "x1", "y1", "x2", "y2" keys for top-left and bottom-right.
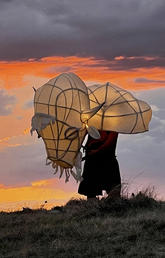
[{"x1": 78, "y1": 130, "x2": 121, "y2": 200}]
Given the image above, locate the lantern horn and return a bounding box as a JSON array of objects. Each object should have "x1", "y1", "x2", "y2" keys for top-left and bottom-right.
[
  {"x1": 80, "y1": 102, "x2": 105, "y2": 123},
  {"x1": 32, "y1": 86, "x2": 36, "y2": 92}
]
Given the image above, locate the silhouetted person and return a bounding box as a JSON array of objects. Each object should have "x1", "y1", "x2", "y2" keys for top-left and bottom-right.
[{"x1": 78, "y1": 130, "x2": 121, "y2": 200}]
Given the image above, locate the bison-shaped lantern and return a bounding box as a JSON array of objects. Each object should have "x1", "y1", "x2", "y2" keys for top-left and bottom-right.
[
  {"x1": 31, "y1": 73, "x2": 103, "y2": 181},
  {"x1": 31, "y1": 73, "x2": 152, "y2": 182},
  {"x1": 87, "y1": 82, "x2": 152, "y2": 134}
]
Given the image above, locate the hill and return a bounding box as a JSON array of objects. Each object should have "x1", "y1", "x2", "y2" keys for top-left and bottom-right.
[{"x1": 0, "y1": 192, "x2": 165, "y2": 258}]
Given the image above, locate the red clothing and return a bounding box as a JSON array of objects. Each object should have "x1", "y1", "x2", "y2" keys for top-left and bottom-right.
[{"x1": 85, "y1": 131, "x2": 118, "y2": 156}]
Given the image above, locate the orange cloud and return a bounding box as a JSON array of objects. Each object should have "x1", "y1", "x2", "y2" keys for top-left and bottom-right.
[
  {"x1": 0, "y1": 137, "x2": 10, "y2": 143},
  {"x1": 0, "y1": 128, "x2": 32, "y2": 149},
  {"x1": 0, "y1": 183, "x2": 6, "y2": 189},
  {"x1": 0, "y1": 178, "x2": 77, "y2": 212},
  {"x1": 1, "y1": 56, "x2": 165, "y2": 92},
  {"x1": 114, "y1": 56, "x2": 125, "y2": 60},
  {"x1": 31, "y1": 178, "x2": 59, "y2": 187}
]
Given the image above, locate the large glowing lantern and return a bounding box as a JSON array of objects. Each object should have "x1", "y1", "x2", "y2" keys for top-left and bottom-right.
[
  {"x1": 87, "y1": 82, "x2": 152, "y2": 133},
  {"x1": 31, "y1": 73, "x2": 102, "y2": 181},
  {"x1": 31, "y1": 73, "x2": 152, "y2": 182}
]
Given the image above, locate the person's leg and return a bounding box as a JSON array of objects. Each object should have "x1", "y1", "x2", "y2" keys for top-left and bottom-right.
[
  {"x1": 78, "y1": 157, "x2": 101, "y2": 199},
  {"x1": 106, "y1": 157, "x2": 121, "y2": 199}
]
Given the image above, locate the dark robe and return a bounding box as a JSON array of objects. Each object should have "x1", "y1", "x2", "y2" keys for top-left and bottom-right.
[{"x1": 78, "y1": 131, "x2": 121, "y2": 197}]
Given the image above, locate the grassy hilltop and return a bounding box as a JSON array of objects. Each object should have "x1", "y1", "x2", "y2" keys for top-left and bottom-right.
[{"x1": 0, "y1": 192, "x2": 165, "y2": 258}]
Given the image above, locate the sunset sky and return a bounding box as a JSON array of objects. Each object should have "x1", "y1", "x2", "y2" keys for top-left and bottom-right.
[{"x1": 0, "y1": 0, "x2": 165, "y2": 211}]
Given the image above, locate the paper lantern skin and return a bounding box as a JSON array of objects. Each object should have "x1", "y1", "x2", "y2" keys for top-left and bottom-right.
[
  {"x1": 33, "y1": 73, "x2": 90, "y2": 168},
  {"x1": 87, "y1": 83, "x2": 152, "y2": 134},
  {"x1": 31, "y1": 74, "x2": 152, "y2": 181}
]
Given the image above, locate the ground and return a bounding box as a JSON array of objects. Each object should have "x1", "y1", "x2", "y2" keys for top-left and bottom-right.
[{"x1": 0, "y1": 192, "x2": 165, "y2": 258}]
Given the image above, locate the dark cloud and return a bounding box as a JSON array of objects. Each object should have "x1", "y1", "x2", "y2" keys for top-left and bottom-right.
[
  {"x1": 108, "y1": 57, "x2": 165, "y2": 70},
  {"x1": 135, "y1": 78, "x2": 165, "y2": 84},
  {"x1": 0, "y1": 89, "x2": 16, "y2": 116},
  {"x1": 0, "y1": 0, "x2": 165, "y2": 69},
  {"x1": 91, "y1": 57, "x2": 165, "y2": 70}
]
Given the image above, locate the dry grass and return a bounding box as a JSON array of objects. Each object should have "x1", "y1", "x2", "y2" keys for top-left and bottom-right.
[{"x1": 0, "y1": 190, "x2": 165, "y2": 258}]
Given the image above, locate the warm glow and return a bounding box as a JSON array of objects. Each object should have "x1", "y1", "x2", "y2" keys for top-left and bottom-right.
[
  {"x1": 0, "y1": 178, "x2": 78, "y2": 212},
  {"x1": 114, "y1": 56, "x2": 125, "y2": 60}
]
